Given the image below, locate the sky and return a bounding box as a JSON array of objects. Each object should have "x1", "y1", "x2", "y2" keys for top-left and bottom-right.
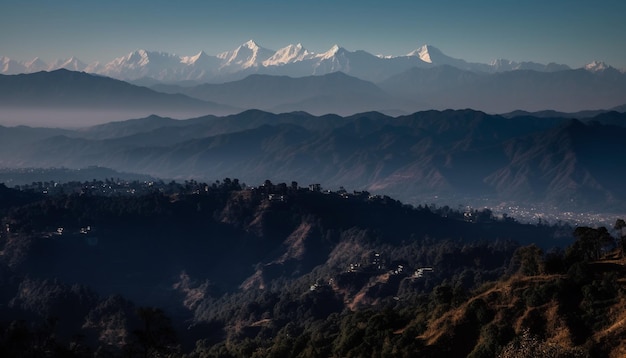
[{"x1": 2, "y1": 0, "x2": 626, "y2": 69}]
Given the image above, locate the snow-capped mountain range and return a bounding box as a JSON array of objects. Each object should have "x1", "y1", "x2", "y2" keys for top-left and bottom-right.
[{"x1": 1, "y1": 40, "x2": 621, "y2": 83}]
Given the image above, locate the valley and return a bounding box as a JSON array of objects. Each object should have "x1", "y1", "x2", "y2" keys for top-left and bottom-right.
[{"x1": 1, "y1": 106, "x2": 625, "y2": 218}]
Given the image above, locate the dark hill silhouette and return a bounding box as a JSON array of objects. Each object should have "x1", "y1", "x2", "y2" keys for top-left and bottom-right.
[{"x1": 0, "y1": 69, "x2": 239, "y2": 126}]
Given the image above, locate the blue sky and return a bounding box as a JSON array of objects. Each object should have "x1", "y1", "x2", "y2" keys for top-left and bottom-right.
[{"x1": 2, "y1": 0, "x2": 626, "y2": 68}]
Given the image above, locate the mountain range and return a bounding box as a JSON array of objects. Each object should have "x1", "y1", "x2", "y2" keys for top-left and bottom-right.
[
  {"x1": 1, "y1": 109, "x2": 625, "y2": 214},
  {"x1": 1, "y1": 42, "x2": 625, "y2": 212},
  {"x1": 149, "y1": 64, "x2": 626, "y2": 115},
  {"x1": 2, "y1": 65, "x2": 625, "y2": 125},
  {"x1": 2, "y1": 40, "x2": 625, "y2": 119},
  {"x1": 1, "y1": 40, "x2": 617, "y2": 84}
]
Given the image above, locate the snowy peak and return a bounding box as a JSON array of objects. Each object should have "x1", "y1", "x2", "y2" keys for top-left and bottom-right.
[
  {"x1": 23, "y1": 57, "x2": 48, "y2": 72},
  {"x1": 84, "y1": 61, "x2": 102, "y2": 73},
  {"x1": 406, "y1": 44, "x2": 483, "y2": 71},
  {"x1": 407, "y1": 44, "x2": 437, "y2": 63},
  {"x1": 1, "y1": 56, "x2": 26, "y2": 74},
  {"x1": 263, "y1": 43, "x2": 313, "y2": 66},
  {"x1": 418, "y1": 45, "x2": 433, "y2": 63},
  {"x1": 97, "y1": 49, "x2": 186, "y2": 80},
  {"x1": 126, "y1": 50, "x2": 180, "y2": 67},
  {"x1": 585, "y1": 60, "x2": 611, "y2": 72},
  {"x1": 113, "y1": 49, "x2": 150, "y2": 67},
  {"x1": 217, "y1": 40, "x2": 274, "y2": 69},
  {"x1": 50, "y1": 56, "x2": 86, "y2": 71},
  {"x1": 407, "y1": 44, "x2": 445, "y2": 64},
  {"x1": 130, "y1": 49, "x2": 149, "y2": 61},
  {"x1": 116, "y1": 49, "x2": 171, "y2": 64},
  {"x1": 317, "y1": 44, "x2": 345, "y2": 60},
  {"x1": 490, "y1": 58, "x2": 514, "y2": 66},
  {"x1": 181, "y1": 51, "x2": 215, "y2": 66},
  {"x1": 243, "y1": 39, "x2": 261, "y2": 50}
]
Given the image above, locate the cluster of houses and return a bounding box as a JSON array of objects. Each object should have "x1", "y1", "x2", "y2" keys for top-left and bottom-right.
[
  {"x1": 43, "y1": 225, "x2": 97, "y2": 246},
  {"x1": 309, "y1": 252, "x2": 435, "y2": 293},
  {"x1": 347, "y1": 251, "x2": 434, "y2": 279}
]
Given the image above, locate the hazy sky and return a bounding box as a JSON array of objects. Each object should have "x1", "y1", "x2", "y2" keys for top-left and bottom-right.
[{"x1": 2, "y1": 0, "x2": 626, "y2": 68}]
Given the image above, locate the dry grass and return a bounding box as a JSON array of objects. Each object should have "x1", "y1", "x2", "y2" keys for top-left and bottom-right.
[
  {"x1": 416, "y1": 261, "x2": 626, "y2": 357},
  {"x1": 593, "y1": 296, "x2": 626, "y2": 358},
  {"x1": 277, "y1": 221, "x2": 313, "y2": 263},
  {"x1": 420, "y1": 274, "x2": 566, "y2": 347}
]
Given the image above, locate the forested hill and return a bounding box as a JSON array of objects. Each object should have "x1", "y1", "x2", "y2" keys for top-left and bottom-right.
[
  {"x1": 3, "y1": 109, "x2": 626, "y2": 214},
  {"x1": 0, "y1": 179, "x2": 624, "y2": 356}
]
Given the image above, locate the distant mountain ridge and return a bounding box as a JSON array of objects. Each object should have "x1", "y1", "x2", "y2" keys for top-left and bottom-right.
[
  {"x1": 151, "y1": 65, "x2": 626, "y2": 114},
  {"x1": 0, "y1": 69, "x2": 238, "y2": 126},
  {"x1": 4, "y1": 40, "x2": 620, "y2": 83},
  {"x1": 2, "y1": 67, "x2": 625, "y2": 122},
  {"x1": 2, "y1": 109, "x2": 625, "y2": 213},
  {"x1": 150, "y1": 72, "x2": 402, "y2": 116},
  {"x1": 378, "y1": 65, "x2": 626, "y2": 113}
]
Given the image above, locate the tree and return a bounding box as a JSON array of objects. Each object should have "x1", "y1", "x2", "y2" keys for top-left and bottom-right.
[
  {"x1": 128, "y1": 307, "x2": 179, "y2": 358},
  {"x1": 566, "y1": 227, "x2": 613, "y2": 263},
  {"x1": 510, "y1": 245, "x2": 544, "y2": 276},
  {"x1": 614, "y1": 219, "x2": 626, "y2": 256}
]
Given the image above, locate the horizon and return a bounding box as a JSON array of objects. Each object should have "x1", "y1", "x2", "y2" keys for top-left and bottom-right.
[{"x1": 1, "y1": 0, "x2": 626, "y2": 69}]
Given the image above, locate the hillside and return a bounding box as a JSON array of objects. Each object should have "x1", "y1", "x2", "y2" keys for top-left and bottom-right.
[
  {"x1": 0, "y1": 180, "x2": 624, "y2": 356},
  {"x1": 415, "y1": 250, "x2": 626, "y2": 358}
]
